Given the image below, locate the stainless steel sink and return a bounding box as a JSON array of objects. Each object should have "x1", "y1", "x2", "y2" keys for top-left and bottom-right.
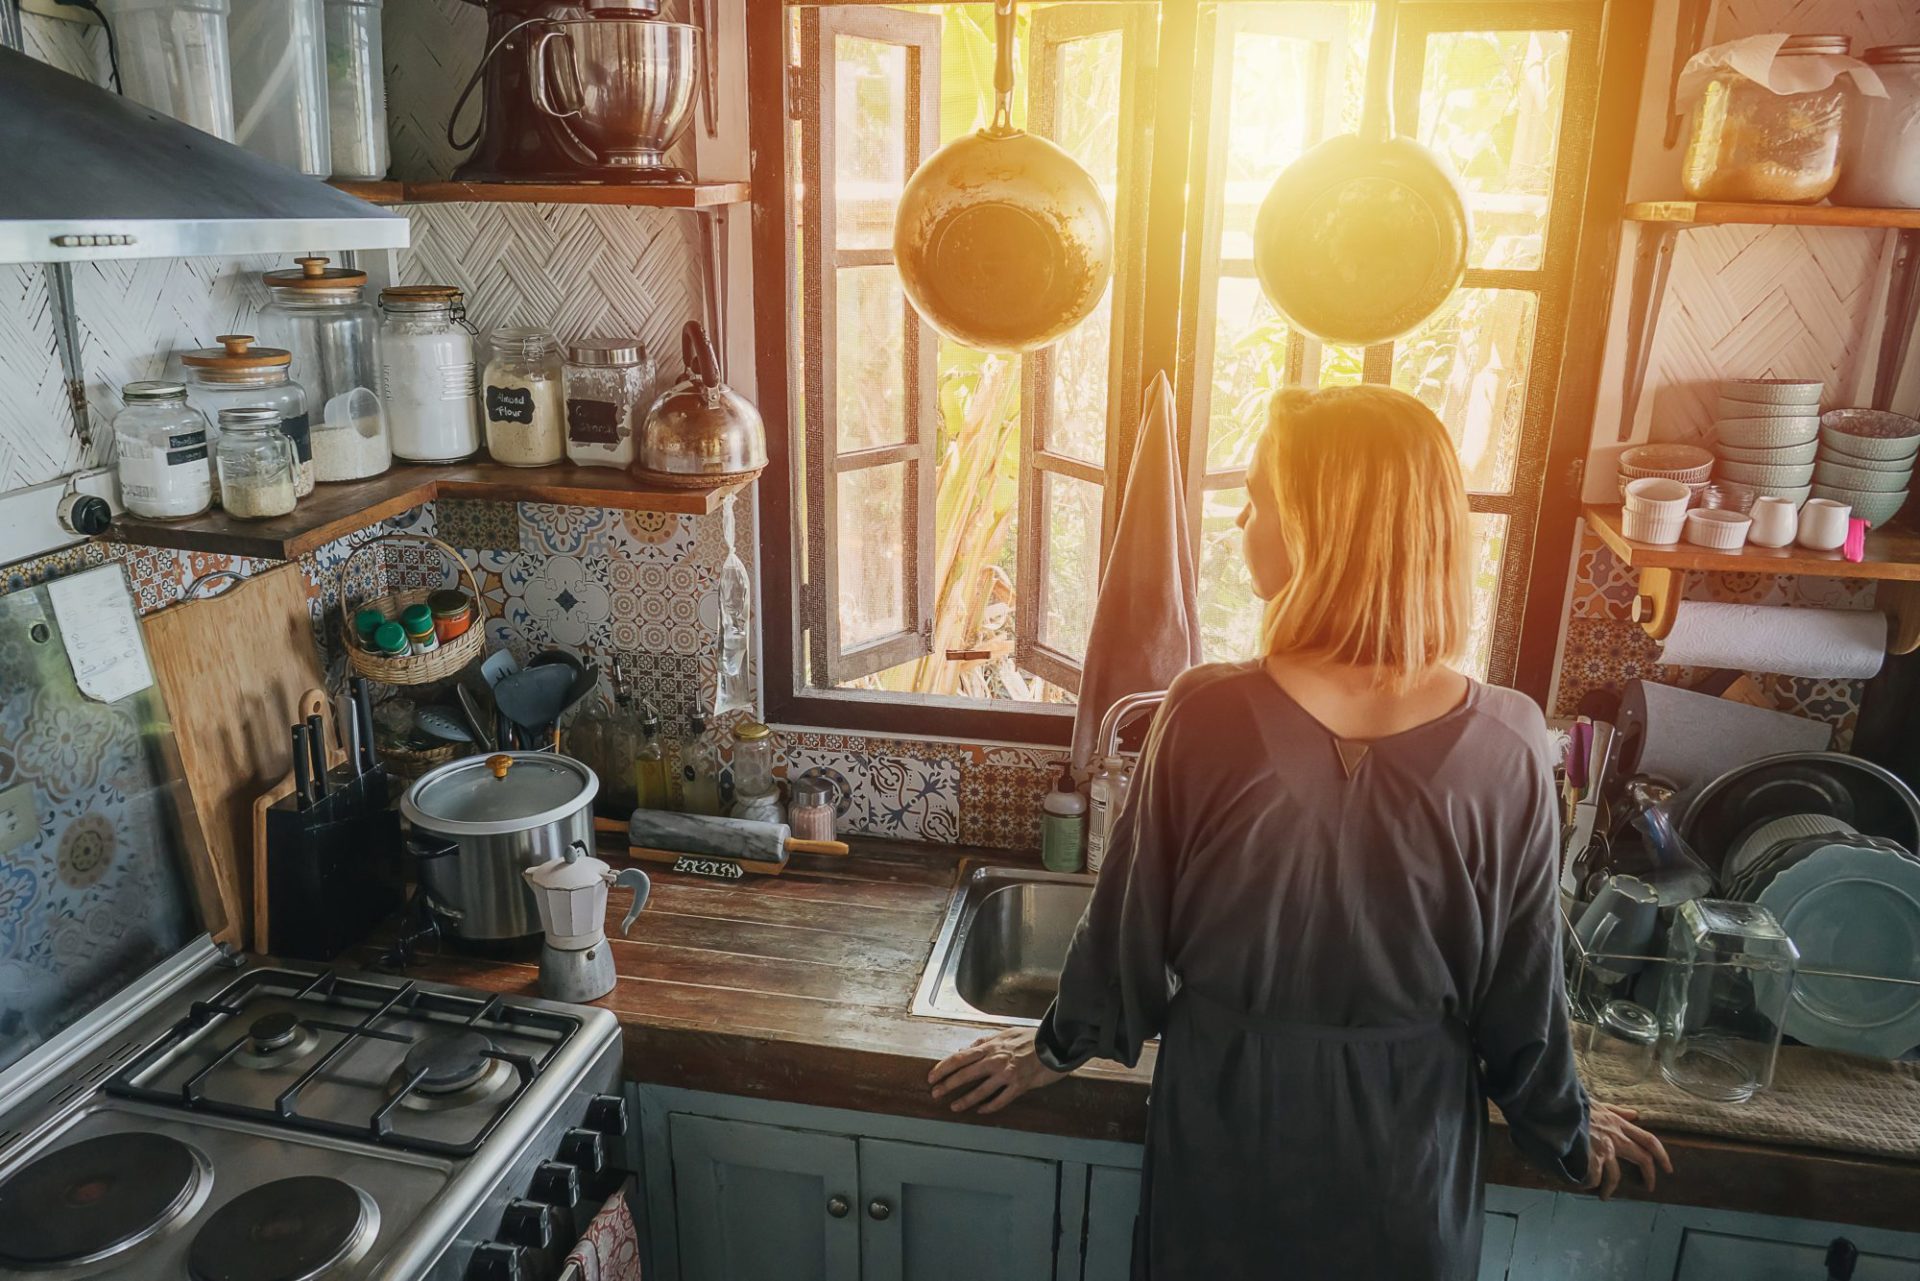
[{"x1": 912, "y1": 864, "x2": 1094, "y2": 1026}]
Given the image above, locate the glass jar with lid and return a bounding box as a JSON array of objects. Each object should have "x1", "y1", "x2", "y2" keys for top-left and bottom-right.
[
  {"x1": 482, "y1": 326, "x2": 566, "y2": 467},
  {"x1": 564, "y1": 337, "x2": 654, "y2": 469},
  {"x1": 1836, "y1": 46, "x2": 1920, "y2": 208},
  {"x1": 1681, "y1": 35, "x2": 1855, "y2": 204},
  {"x1": 259, "y1": 256, "x2": 391, "y2": 482},
  {"x1": 113, "y1": 381, "x2": 213, "y2": 520},
  {"x1": 181, "y1": 335, "x2": 313, "y2": 497},
  {"x1": 214, "y1": 407, "x2": 299, "y2": 520},
  {"x1": 378, "y1": 285, "x2": 481, "y2": 463},
  {"x1": 729, "y1": 721, "x2": 776, "y2": 800}
]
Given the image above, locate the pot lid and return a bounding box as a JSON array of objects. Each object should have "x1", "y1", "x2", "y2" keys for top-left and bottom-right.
[
  {"x1": 403, "y1": 752, "x2": 599, "y2": 836},
  {"x1": 180, "y1": 335, "x2": 291, "y2": 370},
  {"x1": 526, "y1": 839, "x2": 610, "y2": 892},
  {"x1": 264, "y1": 255, "x2": 367, "y2": 290}
]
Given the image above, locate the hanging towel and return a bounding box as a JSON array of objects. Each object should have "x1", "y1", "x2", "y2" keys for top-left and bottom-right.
[
  {"x1": 563, "y1": 1188, "x2": 643, "y2": 1281},
  {"x1": 1070, "y1": 370, "x2": 1203, "y2": 772}
]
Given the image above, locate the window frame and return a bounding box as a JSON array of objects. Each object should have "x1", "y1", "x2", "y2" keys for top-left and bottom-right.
[{"x1": 751, "y1": 0, "x2": 1654, "y2": 744}]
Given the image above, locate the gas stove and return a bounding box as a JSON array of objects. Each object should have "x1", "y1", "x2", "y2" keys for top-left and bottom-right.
[{"x1": 0, "y1": 942, "x2": 628, "y2": 1281}]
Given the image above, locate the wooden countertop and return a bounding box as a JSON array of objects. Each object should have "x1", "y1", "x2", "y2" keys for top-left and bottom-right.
[{"x1": 360, "y1": 841, "x2": 1920, "y2": 1235}]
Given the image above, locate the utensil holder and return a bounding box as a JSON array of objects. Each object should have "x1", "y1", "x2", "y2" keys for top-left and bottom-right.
[
  {"x1": 263, "y1": 766, "x2": 404, "y2": 960},
  {"x1": 338, "y1": 533, "x2": 487, "y2": 685}
]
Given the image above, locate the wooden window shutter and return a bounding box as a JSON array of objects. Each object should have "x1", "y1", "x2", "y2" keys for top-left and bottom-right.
[{"x1": 799, "y1": 6, "x2": 941, "y2": 687}]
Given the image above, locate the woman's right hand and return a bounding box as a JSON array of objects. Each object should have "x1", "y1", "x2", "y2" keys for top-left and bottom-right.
[{"x1": 1586, "y1": 1102, "x2": 1673, "y2": 1199}]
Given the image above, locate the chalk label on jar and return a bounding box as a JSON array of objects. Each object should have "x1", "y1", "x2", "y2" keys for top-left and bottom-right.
[
  {"x1": 566, "y1": 397, "x2": 622, "y2": 445},
  {"x1": 486, "y1": 384, "x2": 537, "y2": 425},
  {"x1": 165, "y1": 431, "x2": 208, "y2": 466},
  {"x1": 280, "y1": 412, "x2": 313, "y2": 463}
]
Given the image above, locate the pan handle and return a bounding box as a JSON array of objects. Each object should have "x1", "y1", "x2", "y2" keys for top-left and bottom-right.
[
  {"x1": 1359, "y1": 0, "x2": 1399, "y2": 143},
  {"x1": 989, "y1": 0, "x2": 1016, "y2": 136}
]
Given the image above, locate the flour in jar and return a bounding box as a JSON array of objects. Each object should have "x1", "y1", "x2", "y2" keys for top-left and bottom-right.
[{"x1": 482, "y1": 372, "x2": 565, "y2": 466}]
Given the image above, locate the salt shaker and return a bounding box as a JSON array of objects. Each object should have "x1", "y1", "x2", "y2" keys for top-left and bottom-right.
[{"x1": 789, "y1": 776, "x2": 837, "y2": 844}]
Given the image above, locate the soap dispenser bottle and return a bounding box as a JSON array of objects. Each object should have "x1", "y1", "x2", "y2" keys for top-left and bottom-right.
[{"x1": 1041, "y1": 766, "x2": 1087, "y2": 873}]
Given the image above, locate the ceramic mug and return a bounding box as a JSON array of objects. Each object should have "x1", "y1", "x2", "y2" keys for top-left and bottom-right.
[
  {"x1": 1797, "y1": 497, "x2": 1851, "y2": 552},
  {"x1": 1574, "y1": 874, "x2": 1661, "y2": 981},
  {"x1": 1747, "y1": 495, "x2": 1799, "y2": 548}
]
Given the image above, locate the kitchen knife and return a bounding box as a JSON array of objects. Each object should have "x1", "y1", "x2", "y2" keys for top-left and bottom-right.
[
  {"x1": 292, "y1": 725, "x2": 312, "y2": 810},
  {"x1": 306, "y1": 715, "x2": 329, "y2": 801},
  {"x1": 353, "y1": 677, "x2": 378, "y2": 774}
]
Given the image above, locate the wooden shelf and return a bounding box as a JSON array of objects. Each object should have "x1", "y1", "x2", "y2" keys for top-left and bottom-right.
[
  {"x1": 1625, "y1": 202, "x2": 1920, "y2": 230},
  {"x1": 109, "y1": 462, "x2": 751, "y2": 561},
  {"x1": 1585, "y1": 504, "x2": 1920, "y2": 582},
  {"x1": 329, "y1": 179, "x2": 750, "y2": 209}
]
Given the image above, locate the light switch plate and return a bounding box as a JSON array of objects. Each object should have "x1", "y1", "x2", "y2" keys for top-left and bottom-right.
[{"x1": 0, "y1": 785, "x2": 38, "y2": 854}]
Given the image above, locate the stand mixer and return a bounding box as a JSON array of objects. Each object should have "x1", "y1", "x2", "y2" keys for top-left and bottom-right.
[{"x1": 523, "y1": 840, "x2": 652, "y2": 1002}]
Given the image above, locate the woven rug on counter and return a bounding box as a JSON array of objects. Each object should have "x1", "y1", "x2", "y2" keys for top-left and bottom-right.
[{"x1": 1576, "y1": 1043, "x2": 1920, "y2": 1161}]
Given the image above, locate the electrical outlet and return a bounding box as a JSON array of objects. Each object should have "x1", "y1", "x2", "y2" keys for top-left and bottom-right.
[{"x1": 0, "y1": 786, "x2": 37, "y2": 854}]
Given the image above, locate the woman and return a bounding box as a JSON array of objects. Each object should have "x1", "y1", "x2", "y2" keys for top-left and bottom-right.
[{"x1": 929, "y1": 386, "x2": 1669, "y2": 1279}]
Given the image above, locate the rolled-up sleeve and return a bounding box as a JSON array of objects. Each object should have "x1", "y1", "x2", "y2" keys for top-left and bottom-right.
[{"x1": 1035, "y1": 696, "x2": 1185, "y2": 1072}]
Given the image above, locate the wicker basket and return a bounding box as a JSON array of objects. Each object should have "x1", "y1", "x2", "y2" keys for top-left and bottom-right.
[
  {"x1": 339, "y1": 533, "x2": 487, "y2": 686},
  {"x1": 378, "y1": 739, "x2": 461, "y2": 783}
]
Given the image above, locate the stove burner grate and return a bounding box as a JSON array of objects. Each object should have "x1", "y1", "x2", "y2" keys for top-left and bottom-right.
[
  {"x1": 186, "y1": 1176, "x2": 376, "y2": 1281},
  {"x1": 0, "y1": 1132, "x2": 206, "y2": 1266},
  {"x1": 403, "y1": 1029, "x2": 497, "y2": 1094}
]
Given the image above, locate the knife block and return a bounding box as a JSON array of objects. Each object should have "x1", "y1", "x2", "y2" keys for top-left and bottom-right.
[{"x1": 261, "y1": 766, "x2": 404, "y2": 961}]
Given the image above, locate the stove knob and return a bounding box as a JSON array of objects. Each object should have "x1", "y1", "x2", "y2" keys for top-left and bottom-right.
[
  {"x1": 528, "y1": 1161, "x2": 580, "y2": 1208},
  {"x1": 558, "y1": 1127, "x2": 606, "y2": 1176},
  {"x1": 465, "y1": 1242, "x2": 522, "y2": 1281},
  {"x1": 500, "y1": 1199, "x2": 556, "y2": 1251},
  {"x1": 583, "y1": 1093, "x2": 628, "y2": 1137}
]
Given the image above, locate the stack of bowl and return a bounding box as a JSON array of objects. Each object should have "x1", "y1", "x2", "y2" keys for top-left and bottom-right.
[
  {"x1": 1814, "y1": 409, "x2": 1918, "y2": 529},
  {"x1": 1617, "y1": 443, "x2": 1713, "y2": 503},
  {"x1": 1621, "y1": 477, "x2": 1691, "y2": 544},
  {"x1": 1711, "y1": 379, "x2": 1823, "y2": 507}
]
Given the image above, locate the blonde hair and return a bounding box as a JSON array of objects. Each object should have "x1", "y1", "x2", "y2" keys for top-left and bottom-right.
[{"x1": 1253, "y1": 385, "x2": 1470, "y2": 686}]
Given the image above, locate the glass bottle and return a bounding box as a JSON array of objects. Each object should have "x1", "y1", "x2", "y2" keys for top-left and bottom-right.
[
  {"x1": 113, "y1": 381, "x2": 213, "y2": 520},
  {"x1": 564, "y1": 338, "x2": 654, "y2": 469},
  {"x1": 259, "y1": 256, "x2": 390, "y2": 481},
  {"x1": 482, "y1": 326, "x2": 566, "y2": 467},
  {"x1": 634, "y1": 702, "x2": 669, "y2": 811},
  {"x1": 677, "y1": 707, "x2": 721, "y2": 816},
  {"x1": 378, "y1": 286, "x2": 480, "y2": 462},
  {"x1": 213, "y1": 407, "x2": 298, "y2": 520},
  {"x1": 181, "y1": 335, "x2": 313, "y2": 497}
]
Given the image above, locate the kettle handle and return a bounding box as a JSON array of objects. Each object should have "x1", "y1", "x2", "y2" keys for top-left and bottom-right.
[
  {"x1": 682, "y1": 321, "x2": 721, "y2": 390},
  {"x1": 613, "y1": 867, "x2": 651, "y2": 936},
  {"x1": 530, "y1": 28, "x2": 581, "y2": 120}
]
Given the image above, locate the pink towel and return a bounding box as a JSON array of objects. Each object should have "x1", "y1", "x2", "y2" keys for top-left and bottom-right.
[
  {"x1": 1070, "y1": 371, "x2": 1202, "y2": 771},
  {"x1": 565, "y1": 1189, "x2": 643, "y2": 1281}
]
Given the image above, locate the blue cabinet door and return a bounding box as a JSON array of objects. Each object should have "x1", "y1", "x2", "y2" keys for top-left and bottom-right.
[
  {"x1": 668, "y1": 1113, "x2": 862, "y2": 1281},
  {"x1": 1081, "y1": 1165, "x2": 1140, "y2": 1281},
  {"x1": 858, "y1": 1138, "x2": 1059, "y2": 1281},
  {"x1": 1669, "y1": 1229, "x2": 1920, "y2": 1281}
]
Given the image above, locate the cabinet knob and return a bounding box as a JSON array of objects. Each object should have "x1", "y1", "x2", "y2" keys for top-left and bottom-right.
[
  {"x1": 827, "y1": 1194, "x2": 850, "y2": 1218},
  {"x1": 867, "y1": 1198, "x2": 892, "y2": 1221}
]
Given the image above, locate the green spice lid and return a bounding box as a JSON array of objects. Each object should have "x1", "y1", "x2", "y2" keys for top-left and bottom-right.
[
  {"x1": 374, "y1": 621, "x2": 409, "y2": 655},
  {"x1": 400, "y1": 603, "x2": 435, "y2": 634},
  {"x1": 352, "y1": 608, "x2": 386, "y2": 640}
]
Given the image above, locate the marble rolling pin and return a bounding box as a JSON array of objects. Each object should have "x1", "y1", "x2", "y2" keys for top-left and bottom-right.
[{"x1": 592, "y1": 810, "x2": 849, "y2": 878}]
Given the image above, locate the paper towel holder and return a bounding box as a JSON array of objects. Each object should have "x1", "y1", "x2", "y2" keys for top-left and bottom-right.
[{"x1": 1632, "y1": 568, "x2": 1920, "y2": 656}]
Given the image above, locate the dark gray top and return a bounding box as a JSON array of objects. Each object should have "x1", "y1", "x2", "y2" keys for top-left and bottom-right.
[{"x1": 1038, "y1": 662, "x2": 1590, "y2": 1280}]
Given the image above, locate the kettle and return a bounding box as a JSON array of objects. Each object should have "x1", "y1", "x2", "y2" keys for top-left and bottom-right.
[
  {"x1": 631, "y1": 321, "x2": 767, "y2": 487},
  {"x1": 522, "y1": 840, "x2": 651, "y2": 1002}
]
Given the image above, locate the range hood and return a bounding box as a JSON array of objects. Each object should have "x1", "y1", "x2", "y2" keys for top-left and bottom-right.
[{"x1": 0, "y1": 45, "x2": 409, "y2": 265}]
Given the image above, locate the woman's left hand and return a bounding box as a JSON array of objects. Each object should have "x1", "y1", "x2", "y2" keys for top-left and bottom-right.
[{"x1": 929, "y1": 1028, "x2": 1065, "y2": 1114}]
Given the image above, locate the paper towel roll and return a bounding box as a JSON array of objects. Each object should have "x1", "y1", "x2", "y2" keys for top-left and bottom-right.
[{"x1": 1659, "y1": 603, "x2": 1887, "y2": 679}]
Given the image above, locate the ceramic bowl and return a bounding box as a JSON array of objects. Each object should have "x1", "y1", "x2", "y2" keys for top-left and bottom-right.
[
  {"x1": 1622, "y1": 476, "x2": 1691, "y2": 514},
  {"x1": 1621, "y1": 507, "x2": 1686, "y2": 544},
  {"x1": 1714, "y1": 416, "x2": 1820, "y2": 449},
  {"x1": 1620, "y1": 443, "x2": 1714, "y2": 480},
  {"x1": 1684, "y1": 508, "x2": 1751, "y2": 550},
  {"x1": 1811, "y1": 484, "x2": 1908, "y2": 528},
  {"x1": 1717, "y1": 396, "x2": 1821, "y2": 420},
  {"x1": 1819, "y1": 409, "x2": 1920, "y2": 461},
  {"x1": 1814, "y1": 458, "x2": 1912, "y2": 493},
  {"x1": 1716, "y1": 440, "x2": 1819, "y2": 466},
  {"x1": 1715, "y1": 459, "x2": 1815, "y2": 486},
  {"x1": 1819, "y1": 432, "x2": 1917, "y2": 470},
  {"x1": 1720, "y1": 378, "x2": 1824, "y2": 407}
]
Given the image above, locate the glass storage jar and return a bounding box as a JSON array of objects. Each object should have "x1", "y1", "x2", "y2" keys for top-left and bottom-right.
[
  {"x1": 729, "y1": 722, "x2": 776, "y2": 799},
  {"x1": 1836, "y1": 46, "x2": 1920, "y2": 208},
  {"x1": 98, "y1": 0, "x2": 235, "y2": 141},
  {"x1": 564, "y1": 338, "x2": 654, "y2": 469},
  {"x1": 378, "y1": 286, "x2": 481, "y2": 463},
  {"x1": 1681, "y1": 35, "x2": 1854, "y2": 204},
  {"x1": 1657, "y1": 899, "x2": 1799, "y2": 1103},
  {"x1": 322, "y1": 0, "x2": 389, "y2": 180},
  {"x1": 113, "y1": 381, "x2": 213, "y2": 520},
  {"x1": 227, "y1": 0, "x2": 331, "y2": 174},
  {"x1": 260, "y1": 256, "x2": 391, "y2": 481},
  {"x1": 214, "y1": 407, "x2": 299, "y2": 520},
  {"x1": 181, "y1": 335, "x2": 313, "y2": 498},
  {"x1": 482, "y1": 327, "x2": 566, "y2": 467}
]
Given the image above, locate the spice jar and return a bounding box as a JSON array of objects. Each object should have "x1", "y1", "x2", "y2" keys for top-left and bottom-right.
[
  {"x1": 378, "y1": 285, "x2": 480, "y2": 462},
  {"x1": 259, "y1": 256, "x2": 390, "y2": 481},
  {"x1": 352, "y1": 607, "x2": 388, "y2": 652},
  {"x1": 564, "y1": 338, "x2": 654, "y2": 469},
  {"x1": 113, "y1": 381, "x2": 213, "y2": 520},
  {"x1": 1836, "y1": 46, "x2": 1920, "y2": 208},
  {"x1": 429, "y1": 588, "x2": 473, "y2": 644},
  {"x1": 214, "y1": 407, "x2": 298, "y2": 520},
  {"x1": 400, "y1": 603, "x2": 439, "y2": 653},
  {"x1": 789, "y1": 776, "x2": 837, "y2": 844},
  {"x1": 1681, "y1": 35, "x2": 1856, "y2": 204},
  {"x1": 482, "y1": 326, "x2": 565, "y2": 466},
  {"x1": 373, "y1": 619, "x2": 411, "y2": 658},
  {"x1": 182, "y1": 335, "x2": 313, "y2": 497}
]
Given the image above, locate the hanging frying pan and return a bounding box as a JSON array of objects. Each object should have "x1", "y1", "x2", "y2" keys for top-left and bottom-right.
[
  {"x1": 1251, "y1": 0, "x2": 1469, "y2": 347},
  {"x1": 892, "y1": 0, "x2": 1113, "y2": 354}
]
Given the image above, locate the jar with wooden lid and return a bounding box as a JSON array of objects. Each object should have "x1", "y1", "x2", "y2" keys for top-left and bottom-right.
[
  {"x1": 378, "y1": 285, "x2": 480, "y2": 463},
  {"x1": 260, "y1": 256, "x2": 390, "y2": 481},
  {"x1": 182, "y1": 335, "x2": 313, "y2": 497},
  {"x1": 214, "y1": 407, "x2": 298, "y2": 520},
  {"x1": 1681, "y1": 35, "x2": 1855, "y2": 204},
  {"x1": 1836, "y1": 46, "x2": 1920, "y2": 208}
]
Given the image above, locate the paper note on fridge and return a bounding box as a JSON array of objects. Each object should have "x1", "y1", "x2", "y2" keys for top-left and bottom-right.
[{"x1": 47, "y1": 564, "x2": 154, "y2": 703}]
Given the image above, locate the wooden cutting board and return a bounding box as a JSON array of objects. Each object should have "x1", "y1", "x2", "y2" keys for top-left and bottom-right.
[{"x1": 141, "y1": 564, "x2": 327, "y2": 948}]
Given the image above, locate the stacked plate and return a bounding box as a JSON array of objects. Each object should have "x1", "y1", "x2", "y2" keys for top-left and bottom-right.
[
  {"x1": 1712, "y1": 379, "x2": 1823, "y2": 507},
  {"x1": 1814, "y1": 408, "x2": 1919, "y2": 529},
  {"x1": 1617, "y1": 443, "x2": 1712, "y2": 503}
]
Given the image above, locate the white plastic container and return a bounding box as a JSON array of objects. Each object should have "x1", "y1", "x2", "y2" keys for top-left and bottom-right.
[
  {"x1": 99, "y1": 0, "x2": 235, "y2": 140},
  {"x1": 228, "y1": 0, "x2": 331, "y2": 174},
  {"x1": 323, "y1": 0, "x2": 389, "y2": 180}
]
